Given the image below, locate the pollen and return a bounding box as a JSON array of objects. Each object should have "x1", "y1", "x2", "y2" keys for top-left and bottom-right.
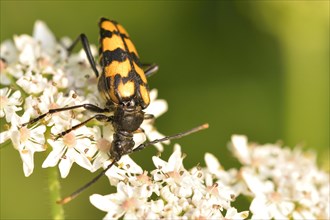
[
  {"x1": 167, "y1": 171, "x2": 182, "y2": 184},
  {"x1": 19, "y1": 126, "x2": 31, "y2": 143},
  {"x1": 0, "y1": 95, "x2": 8, "y2": 110},
  {"x1": 121, "y1": 197, "x2": 138, "y2": 212},
  {"x1": 63, "y1": 132, "x2": 77, "y2": 148},
  {"x1": 49, "y1": 102, "x2": 59, "y2": 110},
  {"x1": 0, "y1": 59, "x2": 7, "y2": 71},
  {"x1": 137, "y1": 171, "x2": 151, "y2": 184},
  {"x1": 206, "y1": 183, "x2": 219, "y2": 197},
  {"x1": 21, "y1": 149, "x2": 29, "y2": 154},
  {"x1": 96, "y1": 138, "x2": 111, "y2": 152}
]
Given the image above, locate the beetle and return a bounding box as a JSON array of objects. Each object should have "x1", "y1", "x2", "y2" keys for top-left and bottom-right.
[{"x1": 23, "y1": 18, "x2": 208, "y2": 204}]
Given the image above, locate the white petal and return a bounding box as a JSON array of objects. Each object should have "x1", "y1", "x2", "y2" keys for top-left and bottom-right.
[
  {"x1": 72, "y1": 149, "x2": 93, "y2": 171},
  {"x1": 160, "y1": 185, "x2": 178, "y2": 203},
  {"x1": 231, "y1": 135, "x2": 251, "y2": 164},
  {"x1": 26, "y1": 139, "x2": 45, "y2": 153},
  {"x1": 120, "y1": 155, "x2": 143, "y2": 174},
  {"x1": 42, "y1": 141, "x2": 66, "y2": 168},
  {"x1": 14, "y1": 34, "x2": 34, "y2": 51},
  {"x1": 204, "y1": 153, "x2": 222, "y2": 173},
  {"x1": 145, "y1": 99, "x2": 168, "y2": 118},
  {"x1": 0, "y1": 130, "x2": 11, "y2": 144},
  {"x1": 90, "y1": 194, "x2": 116, "y2": 212},
  {"x1": 10, "y1": 90, "x2": 21, "y2": 101},
  {"x1": 241, "y1": 168, "x2": 274, "y2": 195},
  {"x1": 278, "y1": 201, "x2": 294, "y2": 216},
  {"x1": 105, "y1": 164, "x2": 127, "y2": 183},
  {"x1": 225, "y1": 207, "x2": 249, "y2": 220},
  {"x1": 92, "y1": 152, "x2": 109, "y2": 172},
  {"x1": 18, "y1": 43, "x2": 37, "y2": 66},
  {"x1": 168, "y1": 145, "x2": 182, "y2": 171},
  {"x1": 4, "y1": 106, "x2": 15, "y2": 122},
  {"x1": 152, "y1": 156, "x2": 167, "y2": 170},
  {"x1": 33, "y1": 20, "x2": 56, "y2": 54},
  {"x1": 149, "y1": 89, "x2": 158, "y2": 101},
  {"x1": 20, "y1": 149, "x2": 34, "y2": 177},
  {"x1": 0, "y1": 40, "x2": 18, "y2": 63},
  {"x1": 250, "y1": 196, "x2": 271, "y2": 219},
  {"x1": 59, "y1": 152, "x2": 74, "y2": 178},
  {"x1": 10, "y1": 130, "x2": 21, "y2": 150},
  {"x1": 132, "y1": 132, "x2": 146, "y2": 148}
]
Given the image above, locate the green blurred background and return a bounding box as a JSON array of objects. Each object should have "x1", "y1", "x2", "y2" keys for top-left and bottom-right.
[{"x1": 1, "y1": 1, "x2": 328, "y2": 219}]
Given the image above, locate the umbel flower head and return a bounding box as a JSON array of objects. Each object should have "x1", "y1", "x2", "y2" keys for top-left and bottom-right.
[
  {"x1": 230, "y1": 135, "x2": 330, "y2": 220},
  {"x1": 90, "y1": 144, "x2": 249, "y2": 219},
  {"x1": 1, "y1": 20, "x2": 328, "y2": 220},
  {"x1": 0, "y1": 20, "x2": 168, "y2": 177}
]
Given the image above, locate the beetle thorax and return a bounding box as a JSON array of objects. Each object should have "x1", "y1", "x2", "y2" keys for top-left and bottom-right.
[{"x1": 112, "y1": 105, "x2": 144, "y2": 132}]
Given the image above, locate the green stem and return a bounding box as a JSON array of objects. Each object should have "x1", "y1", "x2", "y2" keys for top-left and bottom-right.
[{"x1": 48, "y1": 167, "x2": 65, "y2": 220}]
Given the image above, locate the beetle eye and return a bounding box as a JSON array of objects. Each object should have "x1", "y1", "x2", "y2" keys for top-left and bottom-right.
[
  {"x1": 128, "y1": 100, "x2": 135, "y2": 107},
  {"x1": 124, "y1": 100, "x2": 135, "y2": 108}
]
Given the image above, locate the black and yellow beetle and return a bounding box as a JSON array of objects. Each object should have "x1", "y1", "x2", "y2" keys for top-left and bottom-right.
[{"x1": 23, "y1": 17, "x2": 208, "y2": 204}]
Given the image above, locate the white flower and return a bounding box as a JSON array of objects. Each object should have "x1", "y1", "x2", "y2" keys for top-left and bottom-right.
[
  {"x1": 91, "y1": 145, "x2": 249, "y2": 219},
  {"x1": 224, "y1": 207, "x2": 250, "y2": 220},
  {"x1": 104, "y1": 155, "x2": 143, "y2": 186},
  {"x1": 152, "y1": 144, "x2": 185, "y2": 183},
  {"x1": 90, "y1": 182, "x2": 148, "y2": 219},
  {"x1": 230, "y1": 135, "x2": 251, "y2": 165},
  {"x1": 0, "y1": 112, "x2": 46, "y2": 176},
  {"x1": 65, "y1": 45, "x2": 99, "y2": 91},
  {"x1": 0, "y1": 39, "x2": 18, "y2": 64},
  {"x1": 91, "y1": 125, "x2": 114, "y2": 171},
  {"x1": 141, "y1": 89, "x2": 169, "y2": 152},
  {"x1": 0, "y1": 40, "x2": 18, "y2": 85},
  {"x1": 25, "y1": 88, "x2": 84, "y2": 128},
  {"x1": 13, "y1": 20, "x2": 64, "y2": 69},
  {"x1": 42, "y1": 121, "x2": 95, "y2": 178},
  {"x1": 204, "y1": 152, "x2": 249, "y2": 196},
  {"x1": 231, "y1": 135, "x2": 330, "y2": 220},
  {"x1": 16, "y1": 70, "x2": 48, "y2": 94},
  {"x1": 0, "y1": 87, "x2": 22, "y2": 122},
  {"x1": 32, "y1": 20, "x2": 57, "y2": 59},
  {"x1": 242, "y1": 168, "x2": 294, "y2": 220},
  {"x1": 14, "y1": 35, "x2": 38, "y2": 68}
]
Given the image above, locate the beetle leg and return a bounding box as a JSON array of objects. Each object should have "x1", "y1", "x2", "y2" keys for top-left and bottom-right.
[
  {"x1": 22, "y1": 104, "x2": 111, "y2": 127},
  {"x1": 67, "y1": 33, "x2": 99, "y2": 77},
  {"x1": 142, "y1": 63, "x2": 158, "y2": 77},
  {"x1": 54, "y1": 114, "x2": 113, "y2": 140}
]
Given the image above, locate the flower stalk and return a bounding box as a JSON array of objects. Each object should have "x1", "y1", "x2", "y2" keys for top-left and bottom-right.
[{"x1": 47, "y1": 167, "x2": 65, "y2": 220}]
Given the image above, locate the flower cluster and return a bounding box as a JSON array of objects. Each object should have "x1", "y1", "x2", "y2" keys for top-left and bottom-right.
[
  {"x1": 0, "y1": 21, "x2": 168, "y2": 177},
  {"x1": 230, "y1": 135, "x2": 330, "y2": 220},
  {"x1": 90, "y1": 144, "x2": 249, "y2": 219}
]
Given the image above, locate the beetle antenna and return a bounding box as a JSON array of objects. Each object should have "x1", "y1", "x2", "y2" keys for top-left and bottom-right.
[
  {"x1": 133, "y1": 123, "x2": 209, "y2": 153},
  {"x1": 57, "y1": 159, "x2": 117, "y2": 205}
]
